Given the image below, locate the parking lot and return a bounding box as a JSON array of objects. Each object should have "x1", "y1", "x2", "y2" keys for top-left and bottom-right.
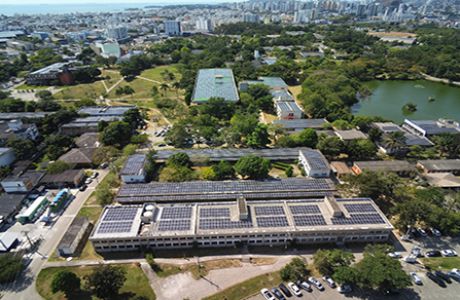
[{"x1": 249, "y1": 274, "x2": 460, "y2": 300}]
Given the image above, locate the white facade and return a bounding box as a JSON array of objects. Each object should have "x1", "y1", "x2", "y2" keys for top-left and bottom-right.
[
  {"x1": 276, "y1": 101, "x2": 303, "y2": 120},
  {"x1": 164, "y1": 20, "x2": 181, "y2": 36},
  {"x1": 298, "y1": 149, "x2": 331, "y2": 178},
  {"x1": 0, "y1": 148, "x2": 15, "y2": 167}
]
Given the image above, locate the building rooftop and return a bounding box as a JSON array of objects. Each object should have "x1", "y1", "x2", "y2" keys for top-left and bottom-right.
[
  {"x1": 373, "y1": 122, "x2": 433, "y2": 146},
  {"x1": 0, "y1": 148, "x2": 13, "y2": 156},
  {"x1": 404, "y1": 119, "x2": 460, "y2": 136},
  {"x1": 299, "y1": 149, "x2": 330, "y2": 171},
  {"x1": 62, "y1": 116, "x2": 122, "y2": 128},
  {"x1": 353, "y1": 160, "x2": 417, "y2": 173},
  {"x1": 425, "y1": 173, "x2": 460, "y2": 188},
  {"x1": 58, "y1": 216, "x2": 89, "y2": 249},
  {"x1": 29, "y1": 62, "x2": 69, "y2": 75},
  {"x1": 417, "y1": 159, "x2": 460, "y2": 172},
  {"x1": 273, "y1": 119, "x2": 328, "y2": 130},
  {"x1": 271, "y1": 89, "x2": 294, "y2": 102},
  {"x1": 276, "y1": 101, "x2": 303, "y2": 114},
  {"x1": 58, "y1": 148, "x2": 97, "y2": 165},
  {"x1": 335, "y1": 129, "x2": 367, "y2": 141},
  {"x1": 0, "y1": 112, "x2": 51, "y2": 120},
  {"x1": 75, "y1": 132, "x2": 100, "y2": 148},
  {"x1": 191, "y1": 69, "x2": 239, "y2": 103},
  {"x1": 121, "y1": 154, "x2": 147, "y2": 176},
  {"x1": 240, "y1": 77, "x2": 288, "y2": 90},
  {"x1": 41, "y1": 169, "x2": 85, "y2": 185},
  {"x1": 78, "y1": 106, "x2": 135, "y2": 117},
  {"x1": 116, "y1": 178, "x2": 336, "y2": 204},
  {"x1": 0, "y1": 193, "x2": 26, "y2": 219},
  {"x1": 154, "y1": 147, "x2": 312, "y2": 163},
  {"x1": 91, "y1": 197, "x2": 392, "y2": 239},
  {"x1": 330, "y1": 161, "x2": 353, "y2": 175}
]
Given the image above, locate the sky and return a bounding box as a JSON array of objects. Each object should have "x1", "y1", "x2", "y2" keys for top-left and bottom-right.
[{"x1": 1, "y1": 0, "x2": 240, "y2": 4}]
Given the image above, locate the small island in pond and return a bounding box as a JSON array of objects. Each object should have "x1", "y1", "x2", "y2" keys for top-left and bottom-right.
[{"x1": 402, "y1": 102, "x2": 418, "y2": 114}]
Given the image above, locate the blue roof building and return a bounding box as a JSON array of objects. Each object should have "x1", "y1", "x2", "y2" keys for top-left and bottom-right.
[{"x1": 192, "y1": 69, "x2": 239, "y2": 104}]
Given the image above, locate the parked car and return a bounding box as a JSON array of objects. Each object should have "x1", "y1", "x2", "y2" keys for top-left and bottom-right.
[
  {"x1": 338, "y1": 284, "x2": 352, "y2": 294},
  {"x1": 260, "y1": 288, "x2": 276, "y2": 300},
  {"x1": 278, "y1": 283, "x2": 292, "y2": 297},
  {"x1": 78, "y1": 184, "x2": 87, "y2": 192},
  {"x1": 287, "y1": 282, "x2": 302, "y2": 297},
  {"x1": 388, "y1": 252, "x2": 402, "y2": 259},
  {"x1": 100, "y1": 162, "x2": 108, "y2": 169},
  {"x1": 429, "y1": 228, "x2": 442, "y2": 237},
  {"x1": 84, "y1": 178, "x2": 93, "y2": 185},
  {"x1": 411, "y1": 246, "x2": 423, "y2": 257},
  {"x1": 410, "y1": 272, "x2": 422, "y2": 285},
  {"x1": 322, "y1": 275, "x2": 336, "y2": 288},
  {"x1": 307, "y1": 277, "x2": 325, "y2": 291},
  {"x1": 401, "y1": 234, "x2": 411, "y2": 242},
  {"x1": 271, "y1": 288, "x2": 286, "y2": 300},
  {"x1": 441, "y1": 249, "x2": 458, "y2": 257},
  {"x1": 297, "y1": 281, "x2": 312, "y2": 292},
  {"x1": 418, "y1": 228, "x2": 428, "y2": 237},
  {"x1": 403, "y1": 254, "x2": 417, "y2": 263},
  {"x1": 425, "y1": 250, "x2": 442, "y2": 257},
  {"x1": 435, "y1": 271, "x2": 452, "y2": 284},
  {"x1": 91, "y1": 172, "x2": 99, "y2": 179},
  {"x1": 426, "y1": 272, "x2": 447, "y2": 288},
  {"x1": 448, "y1": 269, "x2": 460, "y2": 282}
]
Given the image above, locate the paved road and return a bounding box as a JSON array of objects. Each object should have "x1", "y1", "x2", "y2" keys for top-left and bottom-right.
[{"x1": 1, "y1": 170, "x2": 108, "y2": 300}]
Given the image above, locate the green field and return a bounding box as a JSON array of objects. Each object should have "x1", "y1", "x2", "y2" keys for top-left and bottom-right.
[
  {"x1": 422, "y1": 257, "x2": 460, "y2": 270},
  {"x1": 203, "y1": 271, "x2": 281, "y2": 300},
  {"x1": 36, "y1": 264, "x2": 156, "y2": 300},
  {"x1": 54, "y1": 80, "x2": 106, "y2": 100},
  {"x1": 15, "y1": 83, "x2": 49, "y2": 90},
  {"x1": 139, "y1": 64, "x2": 181, "y2": 82}
]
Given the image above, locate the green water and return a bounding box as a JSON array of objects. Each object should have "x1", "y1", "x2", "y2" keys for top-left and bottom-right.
[{"x1": 352, "y1": 80, "x2": 460, "y2": 123}]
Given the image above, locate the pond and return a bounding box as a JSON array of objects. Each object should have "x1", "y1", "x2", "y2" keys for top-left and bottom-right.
[{"x1": 352, "y1": 80, "x2": 460, "y2": 123}]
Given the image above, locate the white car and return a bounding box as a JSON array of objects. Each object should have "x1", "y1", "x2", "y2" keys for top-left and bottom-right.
[
  {"x1": 388, "y1": 252, "x2": 402, "y2": 259},
  {"x1": 85, "y1": 178, "x2": 93, "y2": 185},
  {"x1": 418, "y1": 228, "x2": 428, "y2": 237},
  {"x1": 260, "y1": 288, "x2": 276, "y2": 300},
  {"x1": 403, "y1": 254, "x2": 417, "y2": 263},
  {"x1": 308, "y1": 277, "x2": 325, "y2": 291},
  {"x1": 299, "y1": 281, "x2": 312, "y2": 292},
  {"x1": 441, "y1": 249, "x2": 458, "y2": 257},
  {"x1": 430, "y1": 228, "x2": 441, "y2": 237},
  {"x1": 288, "y1": 282, "x2": 302, "y2": 297},
  {"x1": 448, "y1": 269, "x2": 460, "y2": 281},
  {"x1": 322, "y1": 275, "x2": 336, "y2": 288},
  {"x1": 411, "y1": 246, "x2": 422, "y2": 257},
  {"x1": 410, "y1": 272, "x2": 422, "y2": 285}
]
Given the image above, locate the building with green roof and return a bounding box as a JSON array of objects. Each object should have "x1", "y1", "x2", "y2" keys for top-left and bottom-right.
[{"x1": 191, "y1": 68, "x2": 239, "y2": 104}]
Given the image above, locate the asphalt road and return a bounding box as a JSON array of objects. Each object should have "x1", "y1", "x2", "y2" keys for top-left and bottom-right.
[{"x1": 0, "y1": 170, "x2": 108, "y2": 300}]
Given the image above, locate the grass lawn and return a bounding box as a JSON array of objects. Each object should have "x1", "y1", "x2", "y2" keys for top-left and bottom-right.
[
  {"x1": 156, "y1": 259, "x2": 242, "y2": 279},
  {"x1": 422, "y1": 257, "x2": 460, "y2": 270},
  {"x1": 140, "y1": 64, "x2": 181, "y2": 82},
  {"x1": 54, "y1": 80, "x2": 106, "y2": 100},
  {"x1": 15, "y1": 83, "x2": 49, "y2": 90},
  {"x1": 77, "y1": 206, "x2": 102, "y2": 223},
  {"x1": 288, "y1": 85, "x2": 302, "y2": 101},
  {"x1": 203, "y1": 271, "x2": 282, "y2": 300},
  {"x1": 37, "y1": 264, "x2": 155, "y2": 300}
]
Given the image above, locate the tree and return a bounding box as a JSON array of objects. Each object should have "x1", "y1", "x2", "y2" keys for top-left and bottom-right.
[
  {"x1": 48, "y1": 161, "x2": 72, "y2": 174},
  {"x1": 212, "y1": 160, "x2": 234, "y2": 180},
  {"x1": 51, "y1": 270, "x2": 80, "y2": 297},
  {"x1": 352, "y1": 244, "x2": 411, "y2": 292},
  {"x1": 432, "y1": 133, "x2": 460, "y2": 158},
  {"x1": 200, "y1": 167, "x2": 216, "y2": 180},
  {"x1": 294, "y1": 128, "x2": 318, "y2": 148},
  {"x1": 7, "y1": 138, "x2": 36, "y2": 160},
  {"x1": 247, "y1": 124, "x2": 270, "y2": 148},
  {"x1": 123, "y1": 108, "x2": 144, "y2": 130},
  {"x1": 0, "y1": 254, "x2": 23, "y2": 284},
  {"x1": 95, "y1": 185, "x2": 114, "y2": 206},
  {"x1": 35, "y1": 90, "x2": 53, "y2": 100},
  {"x1": 313, "y1": 249, "x2": 355, "y2": 276},
  {"x1": 100, "y1": 121, "x2": 132, "y2": 148},
  {"x1": 317, "y1": 136, "x2": 345, "y2": 158},
  {"x1": 93, "y1": 146, "x2": 121, "y2": 166},
  {"x1": 159, "y1": 165, "x2": 196, "y2": 182},
  {"x1": 160, "y1": 83, "x2": 169, "y2": 96},
  {"x1": 164, "y1": 123, "x2": 192, "y2": 148},
  {"x1": 280, "y1": 258, "x2": 309, "y2": 281},
  {"x1": 167, "y1": 152, "x2": 192, "y2": 168},
  {"x1": 234, "y1": 155, "x2": 270, "y2": 179},
  {"x1": 346, "y1": 139, "x2": 377, "y2": 160},
  {"x1": 85, "y1": 265, "x2": 126, "y2": 300}
]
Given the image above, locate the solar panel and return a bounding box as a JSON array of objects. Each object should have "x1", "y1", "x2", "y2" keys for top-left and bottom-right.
[
  {"x1": 199, "y1": 207, "x2": 230, "y2": 218},
  {"x1": 199, "y1": 218, "x2": 252, "y2": 230},
  {"x1": 293, "y1": 215, "x2": 326, "y2": 226},
  {"x1": 102, "y1": 207, "x2": 139, "y2": 221},
  {"x1": 331, "y1": 214, "x2": 386, "y2": 225},
  {"x1": 161, "y1": 207, "x2": 193, "y2": 219},
  {"x1": 97, "y1": 221, "x2": 133, "y2": 234},
  {"x1": 343, "y1": 204, "x2": 377, "y2": 214},
  {"x1": 158, "y1": 220, "x2": 191, "y2": 231},
  {"x1": 254, "y1": 206, "x2": 285, "y2": 216},
  {"x1": 256, "y1": 216, "x2": 289, "y2": 227},
  {"x1": 289, "y1": 205, "x2": 321, "y2": 215}
]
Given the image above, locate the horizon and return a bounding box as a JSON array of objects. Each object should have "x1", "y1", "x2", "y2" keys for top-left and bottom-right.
[{"x1": 1, "y1": 0, "x2": 243, "y2": 5}]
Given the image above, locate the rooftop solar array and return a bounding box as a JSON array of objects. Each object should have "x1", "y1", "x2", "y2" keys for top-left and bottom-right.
[
  {"x1": 199, "y1": 207, "x2": 230, "y2": 218},
  {"x1": 120, "y1": 154, "x2": 147, "y2": 176},
  {"x1": 158, "y1": 219, "x2": 191, "y2": 231},
  {"x1": 117, "y1": 178, "x2": 335, "y2": 198},
  {"x1": 273, "y1": 119, "x2": 328, "y2": 130},
  {"x1": 199, "y1": 218, "x2": 253, "y2": 230},
  {"x1": 95, "y1": 206, "x2": 142, "y2": 236},
  {"x1": 254, "y1": 206, "x2": 285, "y2": 216},
  {"x1": 154, "y1": 148, "x2": 309, "y2": 162},
  {"x1": 344, "y1": 203, "x2": 377, "y2": 214},
  {"x1": 299, "y1": 149, "x2": 330, "y2": 171},
  {"x1": 293, "y1": 215, "x2": 327, "y2": 226},
  {"x1": 257, "y1": 216, "x2": 289, "y2": 227},
  {"x1": 78, "y1": 106, "x2": 135, "y2": 116},
  {"x1": 289, "y1": 205, "x2": 321, "y2": 215},
  {"x1": 332, "y1": 214, "x2": 386, "y2": 225},
  {"x1": 160, "y1": 207, "x2": 193, "y2": 219}
]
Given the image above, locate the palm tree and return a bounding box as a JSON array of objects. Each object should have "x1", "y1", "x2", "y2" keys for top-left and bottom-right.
[
  {"x1": 382, "y1": 131, "x2": 407, "y2": 155},
  {"x1": 160, "y1": 83, "x2": 169, "y2": 96}
]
